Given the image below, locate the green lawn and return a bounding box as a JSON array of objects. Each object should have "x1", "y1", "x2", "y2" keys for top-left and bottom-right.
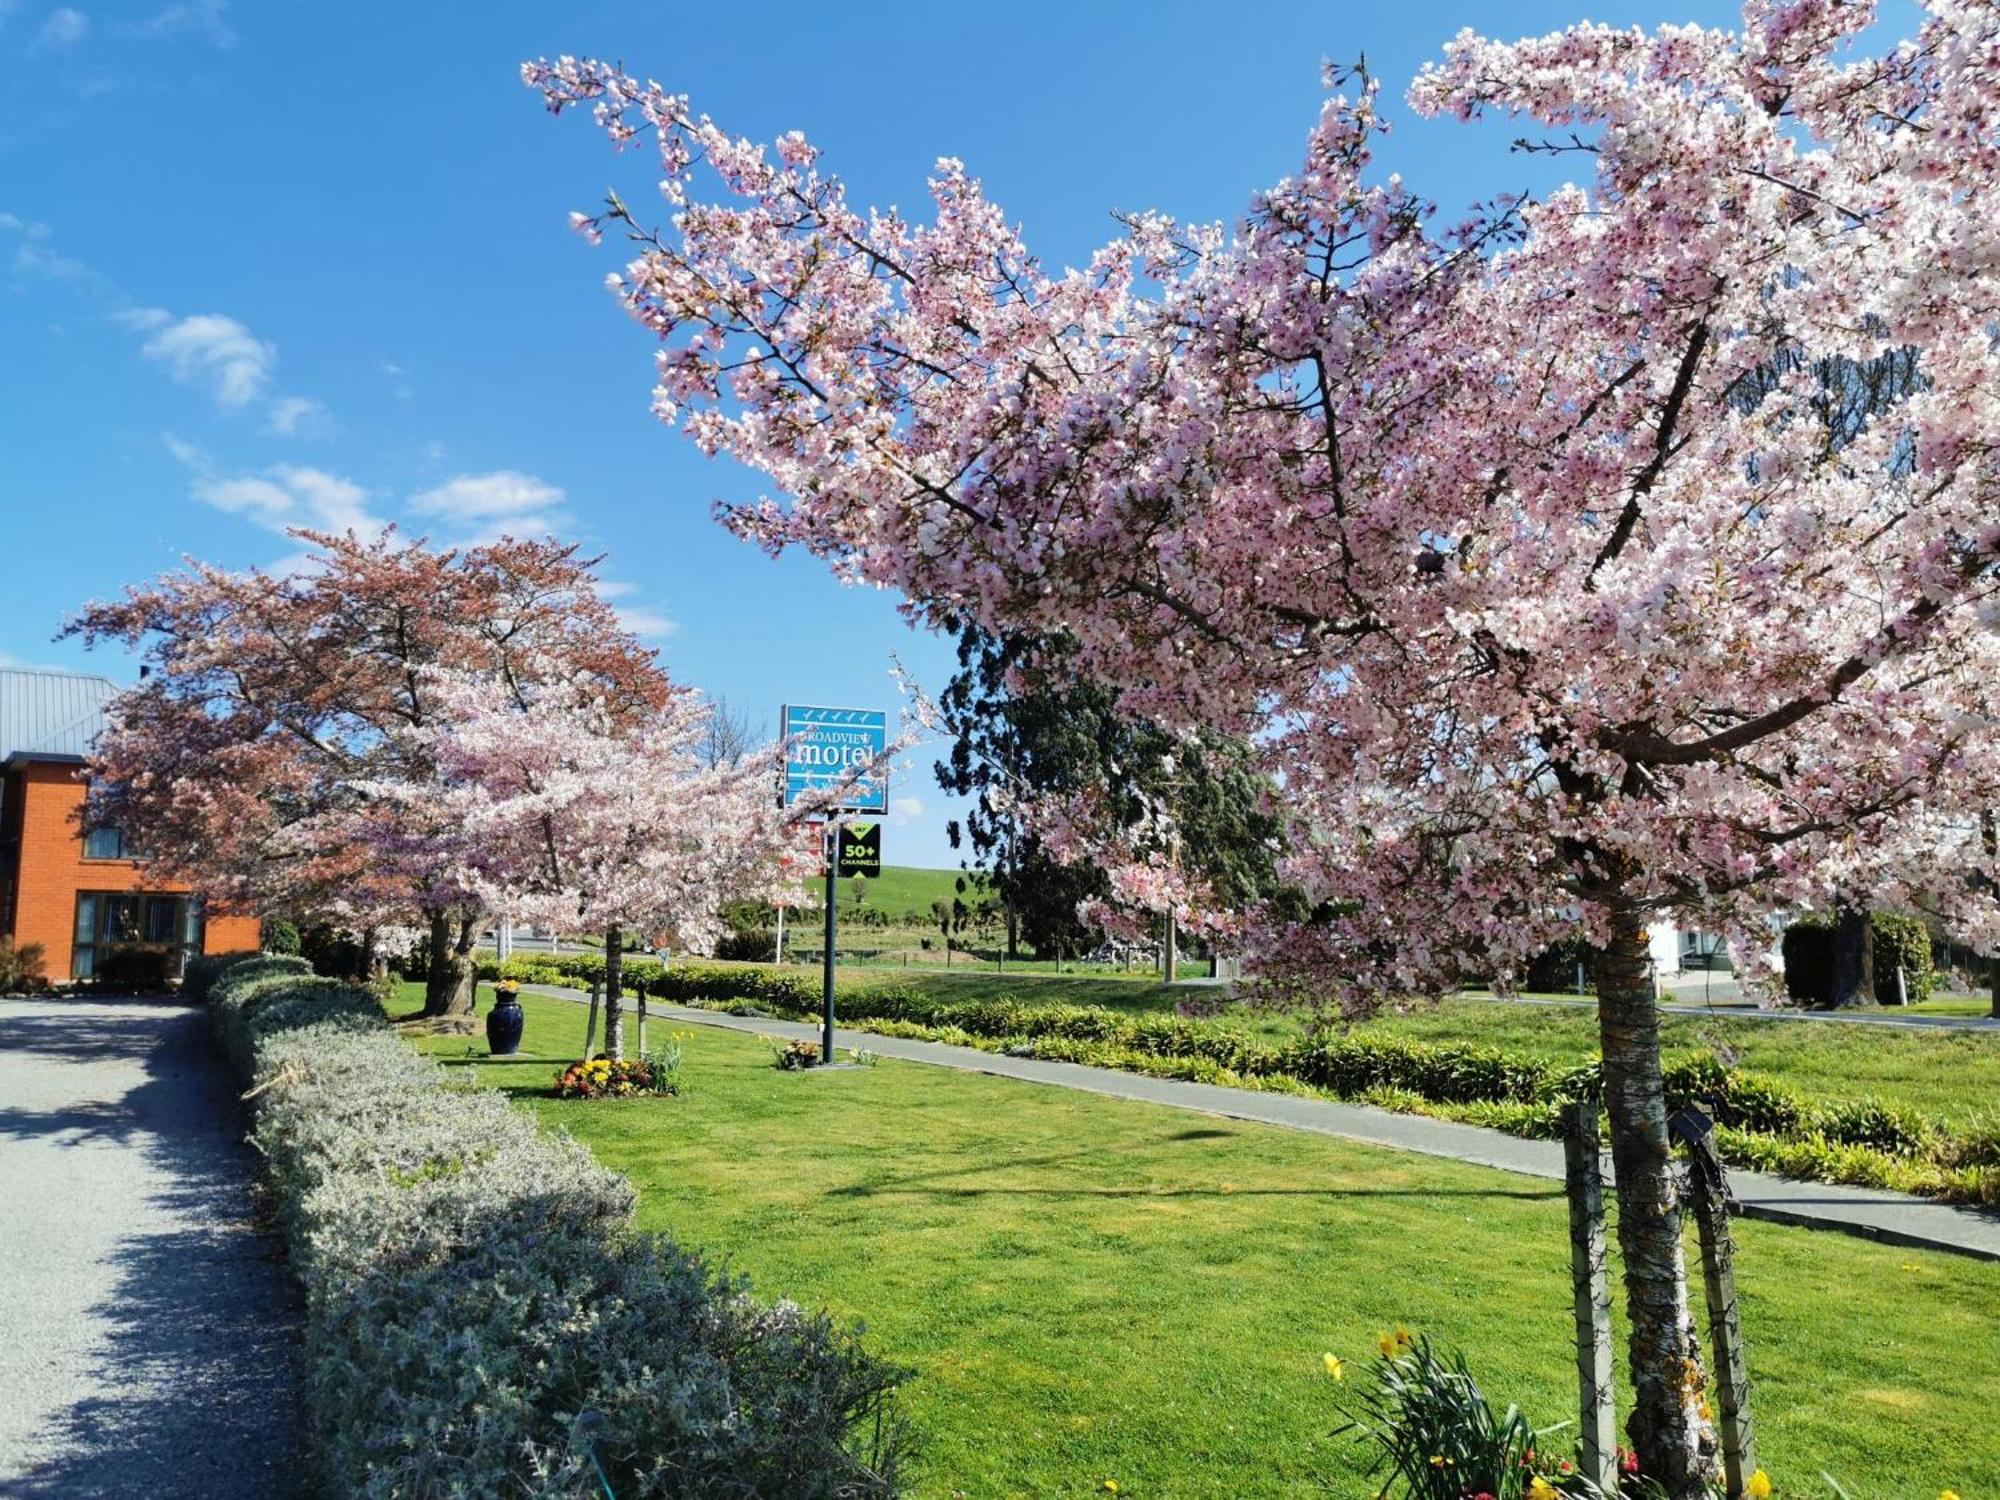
[
  {"x1": 407, "y1": 988, "x2": 2000, "y2": 1499},
  {"x1": 1341, "y1": 997, "x2": 2000, "y2": 1127},
  {"x1": 756, "y1": 966, "x2": 2000, "y2": 1124},
  {"x1": 838, "y1": 863, "x2": 981, "y2": 917}
]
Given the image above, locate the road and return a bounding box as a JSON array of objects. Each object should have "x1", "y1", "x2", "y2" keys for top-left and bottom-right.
[{"x1": 0, "y1": 997, "x2": 300, "y2": 1497}]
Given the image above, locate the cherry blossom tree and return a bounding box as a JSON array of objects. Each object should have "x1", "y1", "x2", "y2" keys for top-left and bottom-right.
[
  {"x1": 530, "y1": 3, "x2": 2000, "y2": 1485},
  {"x1": 379, "y1": 666, "x2": 822, "y2": 1058},
  {"x1": 68, "y1": 530, "x2": 669, "y2": 1015}
]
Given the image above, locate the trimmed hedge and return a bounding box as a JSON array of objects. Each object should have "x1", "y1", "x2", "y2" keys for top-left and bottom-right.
[
  {"x1": 483, "y1": 954, "x2": 1999, "y2": 1206},
  {"x1": 209, "y1": 953, "x2": 907, "y2": 1498}
]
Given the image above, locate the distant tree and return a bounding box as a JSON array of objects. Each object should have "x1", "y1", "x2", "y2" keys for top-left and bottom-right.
[
  {"x1": 380, "y1": 666, "x2": 819, "y2": 1057},
  {"x1": 68, "y1": 530, "x2": 668, "y2": 1015},
  {"x1": 930, "y1": 895, "x2": 970, "y2": 966},
  {"x1": 699, "y1": 695, "x2": 762, "y2": 769},
  {"x1": 935, "y1": 624, "x2": 1292, "y2": 961}
]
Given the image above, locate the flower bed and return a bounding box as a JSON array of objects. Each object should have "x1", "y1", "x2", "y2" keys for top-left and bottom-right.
[
  {"x1": 481, "y1": 953, "x2": 2000, "y2": 1206},
  {"x1": 554, "y1": 1051, "x2": 678, "y2": 1098},
  {"x1": 206, "y1": 953, "x2": 906, "y2": 1496}
]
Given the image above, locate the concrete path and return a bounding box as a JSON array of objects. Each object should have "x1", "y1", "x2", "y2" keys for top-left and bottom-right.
[
  {"x1": 1490, "y1": 990, "x2": 2000, "y2": 1032},
  {"x1": 520, "y1": 982, "x2": 2000, "y2": 1262},
  {"x1": 0, "y1": 997, "x2": 300, "y2": 1498}
]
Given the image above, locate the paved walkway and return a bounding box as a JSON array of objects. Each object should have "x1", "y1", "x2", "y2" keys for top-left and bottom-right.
[
  {"x1": 0, "y1": 997, "x2": 300, "y2": 1497},
  {"x1": 1494, "y1": 991, "x2": 2000, "y2": 1032},
  {"x1": 523, "y1": 982, "x2": 2000, "y2": 1261}
]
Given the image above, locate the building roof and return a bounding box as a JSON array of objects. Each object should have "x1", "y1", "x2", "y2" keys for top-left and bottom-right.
[{"x1": 0, "y1": 667, "x2": 121, "y2": 766}]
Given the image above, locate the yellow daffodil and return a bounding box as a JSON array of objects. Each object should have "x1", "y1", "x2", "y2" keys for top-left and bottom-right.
[
  {"x1": 1378, "y1": 1333, "x2": 1397, "y2": 1358},
  {"x1": 1528, "y1": 1480, "x2": 1559, "y2": 1500},
  {"x1": 1322, "y1": 1353, "x2": 1344, "y2": 1381},
  {"x1": 1102, "y1": 1482, "x2": 1118, "y2": 1494},
  {"x1": 1393, "y1": 1326, "x2": 1412, "y2": 1347},
  {"x1": 1745, "y1": 1469, "x2": 1773, "y2": 1500},
  {"x1": 1940, "y1": 1491, "x2": 1960, "y2": 1500},
  {"x1": 1429, "y1": 1455, "x2": 1446, "y2": 1469}
]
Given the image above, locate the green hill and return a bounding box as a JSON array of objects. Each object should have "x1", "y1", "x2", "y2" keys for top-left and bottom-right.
[{"x1": 828, "y1": 864, "x2": 987, "y2": 918}]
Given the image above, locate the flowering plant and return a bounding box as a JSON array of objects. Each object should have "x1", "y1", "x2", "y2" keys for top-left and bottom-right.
[
  {"x1": 1329, "y1": 1332, "x2": 1585, "y2": 1500},
  {"x1": 771, "y1": 1037, "x2": 823, "y2": 1072},
  {"x1": 554, "y1": 1051, "x2": 679, "y2": 1100}
]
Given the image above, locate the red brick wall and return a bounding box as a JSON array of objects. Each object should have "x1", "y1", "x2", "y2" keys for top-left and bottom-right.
[{"x1": 6, "y1": 761, "x2": 260, "y2": 975}]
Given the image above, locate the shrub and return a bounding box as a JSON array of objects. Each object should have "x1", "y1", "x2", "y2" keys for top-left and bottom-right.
[
  {"x1": 715, "y1": 928, "x2": 777, "y2": 962},
  {"x1": 1516, "y1": 935, "x2": 1599, "y2": 994},
  {"x1": 1870, "y1": 912, "x2": 1936, "y2": 1004},
  {"x1": 1782, "y1": 920, "x2": 1836, "y2": 1004},
  {"x1": 0, "y1": 937, "x2": 48, "y2": 994},
  {"x1": 181, "y1": 949, "x2": 257, "y2": 1003},
  {"x1": 1784, "y1": 911, "x2": 1936, "y2": 1005},
  {"x1": 299, "y1": 923, "x2": 368, "y2": 977},
  {"x1": 93, "y1": 942, "x2": 178, "y2": 993},
  {"x1": 206, "y1": 954, "x2": 906, "y2": 1496},
  {"x1": 261, "y1": 916, "x2": 302, "y2": 955}
]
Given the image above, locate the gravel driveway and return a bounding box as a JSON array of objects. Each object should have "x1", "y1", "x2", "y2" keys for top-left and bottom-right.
[{"x1": 0, "y1": 996, "x2": 301, "y2": 1497}]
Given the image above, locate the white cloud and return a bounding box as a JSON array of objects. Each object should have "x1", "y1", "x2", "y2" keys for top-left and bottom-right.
[
  {"x1": 111, "y1": 305, "x2": 170, "y2": 330},
  {"x1": 613, "y1": 604, "x2": 677, "y2": 639},
  {"x1": 194, "y1": 465, "x2": 382, "y2": 535},
  {"x1": 266, "y1": 394, "x2": 326, "y2": 436},
  {"x1": 162, "y1": 432, "x2": 205, "y2": 468},
  {"x1": 119, "y1": 0, "x2": 231, "y2": 45},
  {"x1": 410, "y1": 470, "x2": 567, "y2": 541},
  {"x1": 130, "y1": 311, "x2": 274, "y2": 407},
  {"x1": 591, "y1": 579, "x2": 675, "y2": 638},
  {"x1": 886, "y1": 794, "x2": 926, "y2": 828},
  {"x1": 168, "y1": 439, "x2": 386, "y2": 538},
  {"x1": 12, "y1": 239, "x2": 95, "y2": 285},
  {"x1": 33, "y1": 6, "x2": 87, "y2": 51}
]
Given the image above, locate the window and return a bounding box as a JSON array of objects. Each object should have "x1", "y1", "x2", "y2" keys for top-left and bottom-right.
[
  {"x1": 82, "y1": 826, "x2": 126, "y2": 860},
  {"x1": 71, "y1": 892, "x2": 204, "y2": 980}
]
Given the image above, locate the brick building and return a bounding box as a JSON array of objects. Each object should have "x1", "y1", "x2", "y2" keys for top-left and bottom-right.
[{"x1": 0, "y1": 667, "x2": 259, "y2": 980}]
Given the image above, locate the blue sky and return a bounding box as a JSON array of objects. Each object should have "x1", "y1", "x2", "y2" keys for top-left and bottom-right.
[{"x1": 4, "y1": 0, "x2": 1772, "y2": 866}]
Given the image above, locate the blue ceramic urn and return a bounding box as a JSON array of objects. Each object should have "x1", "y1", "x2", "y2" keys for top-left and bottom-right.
[{"x1": 485, "y1": 981, "x2": 525, "y2": 1055}]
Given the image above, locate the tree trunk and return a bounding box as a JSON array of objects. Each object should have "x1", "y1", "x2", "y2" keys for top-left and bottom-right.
[
  {"x1": 423, "y1": 910, "x2": 478, "y2": 1016},
  {"x1": 1828, "y1": 906, "x2": 1875, "y2": 1008},
  {"x1": 1598, "y1": 907, "x2": 1718, "y2": 1495},
  {"x1": 1006, "y1": 902, "x2": 1019, "y2": 961},
  {"x1": 358, "y1": 926, "x2": 379, "y2": 984},
  {"x1": 1162, "y1": 915, "x2": 1178, "y2": 982},
  {"x1": 1985, "y1": 815, "x2": 1999, "y2": 1021},
  {"x1": 603, "y1": 922, "x2": 625, "y2": 1062}
]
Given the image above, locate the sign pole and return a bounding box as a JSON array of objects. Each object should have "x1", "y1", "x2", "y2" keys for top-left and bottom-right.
[{"x1": 821, "y1": 821, "x2": 838, "y2": 1064}]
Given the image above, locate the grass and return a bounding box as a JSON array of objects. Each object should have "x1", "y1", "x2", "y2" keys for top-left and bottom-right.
[
  {"x1": 752, "y1": 966, "x2": 2000, "y2": 1125},
  {"x1": 837, "y1": 864, "x2": 982, "y2": 917},
  {"x1": 406, "y1": 985, "x2": 2000, "y2": 1499},
  {"x1": 1337, "y1": 996, "x2": 2000, "y2": 1128}
]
